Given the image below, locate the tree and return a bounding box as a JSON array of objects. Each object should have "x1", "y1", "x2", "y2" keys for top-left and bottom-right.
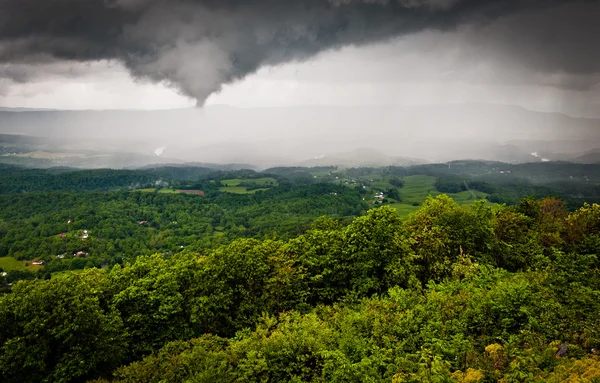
[
  {"x1": 387, "y1": 187, "x2": 401, "y2": 202},
  {"x1": 390, "y1": 177, "x2": 404, "y2": 188},
  {"x1": 344, "y1": 206, "x2": 417, "y2": 294},
  {"x1": 0, "y1": 269, "x2": 127, "y2": 383}
]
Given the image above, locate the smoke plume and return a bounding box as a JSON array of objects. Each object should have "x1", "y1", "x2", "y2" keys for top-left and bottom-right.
[{"x1": 1, "y1": 0, "x2": 598, "y2": 104}]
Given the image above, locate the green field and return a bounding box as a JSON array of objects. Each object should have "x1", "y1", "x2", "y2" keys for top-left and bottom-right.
[
  {"x1": 0, "y1": 256, "x2": 42, "y2": 272},
  {"x1": 221, "y1": 178, "x2": 278, "y2": 187},
  {"x1": 449, "y1": 190, "x2": 490, "y2": 204},
  {"x1": 136, "y1": 188, "x2": 179, "y2": 194},
  {"x1": 387, "y1": 175, "x2": 489, "y2": 217},
  {"x1": 397, "y1": 175, "x2": 438, "y2": 203},
  {"x1": 52, "y1": 269, "x2": 86, "y2": 278},
  {"x1": 388, "y1": 203, "x2": 421, "y2": 217},
  {"x1": 219, "y1": 186, "x2": 269, "y2": 194},
  {"x1": 220, "y1": 178, "x2": 278, "y2": 194}
]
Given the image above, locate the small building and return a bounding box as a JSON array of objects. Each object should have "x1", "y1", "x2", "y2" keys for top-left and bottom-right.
[
  {"x1": 138, "y1": 220, "x2": 148, "y2": 225},
  {"x1": 31, "y1": 260, "x2": 44, "y2": 265},
  {"x1": 59, "y1": 233, "x2": 67, "y2": 238},
  {"x1": 74, "y1": 251, "x2": 87, "y2": 257}
]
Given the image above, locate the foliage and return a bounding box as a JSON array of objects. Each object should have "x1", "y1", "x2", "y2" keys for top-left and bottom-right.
[{"x1": 1, "y1": 165, "x2": 600, "y2": 382}]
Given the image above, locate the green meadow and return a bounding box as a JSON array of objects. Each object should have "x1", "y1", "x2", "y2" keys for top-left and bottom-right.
[
  {"x1": 51, "y1": 269, "x2": 87, "y2": 278},
  {"x1": 0, "y1": 256, "x2": 42, "y2": 272},
  {"x1": 389, "y1": 175, "x2": 489, "y2": 217},
  {"x1": 219, "y1": 177, "x2": 278, "y2": 194},
  {"x1": 135, "y1": 187, "x2": 180, "y2": 194}
]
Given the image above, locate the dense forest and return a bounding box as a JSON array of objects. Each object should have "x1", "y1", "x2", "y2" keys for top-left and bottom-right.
[
  {"x1": 2, "y1": 162, "x2": 600, "y2": 280},
  {"x1": 1, "y1": 164, "x2": 600, "y2": 382},
  {"x1": 0, "y1": 184, "x2": 363, "y2": 279},
  {"x1": 1, "y1": 196, "x2": 600, "y2": 382}
]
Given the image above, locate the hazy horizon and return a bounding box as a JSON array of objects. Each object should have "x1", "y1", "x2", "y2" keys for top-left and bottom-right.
[
  {"x1": 1, "y1": 102, "x2": 600, "y2": 168},
  {"x1": 1, "y1": 0, "x2": 599, "y2": 167}
]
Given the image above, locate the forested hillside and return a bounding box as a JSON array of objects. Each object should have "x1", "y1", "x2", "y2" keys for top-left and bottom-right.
[
  {"x1": 2, "y1": 162, "x2": 600, "y2": 283},
  {"x1": 1, "y1": 164, "x2": 600, "y2": 382},
  {"x1": 0, "y1": 184, "x2": 363, "y2": 280},
  {"x1": 1, "y1": 196, "x2": 600, "y2": 382}
]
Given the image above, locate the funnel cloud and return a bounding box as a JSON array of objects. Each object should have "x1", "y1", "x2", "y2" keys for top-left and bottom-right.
[{"x1": 1, "y1": 0, "x2": 599, "y2": 104}]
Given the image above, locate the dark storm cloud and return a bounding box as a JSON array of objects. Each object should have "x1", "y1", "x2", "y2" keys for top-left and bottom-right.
[{"x1": 0, "y1": 0, "x2": 598, "y2": 104}]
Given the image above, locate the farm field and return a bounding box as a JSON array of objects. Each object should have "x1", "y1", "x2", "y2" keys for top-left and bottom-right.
[
  {"x1": 221, "y1": 177, "x2": 278, "y2": 186},
  {"x1": 219, "y1": 177, "x2": 278, "y2": 194},
  {"x1": 397, "y1": 175, "x2": 438, "y2": 203},
  {"x1": 449, "y1": 189, "x2": 490, "y2": 204},
  {"x1": 388, "y1": 203, "x2": 421, "y2": 217},
  {"x1": 52, "y1": 269, "x2": 86, "y2": 278},
  {"x1": 178, "y1": 189, "x2": 205, "y2": 196},
  {"x1": 388, "y1": 175, "x2": 489, "y2": 217},
  {"x1": 0, "y1": 256, "x2": 43, "y2": 272},
  {"x1": 136, "y1": 187, "x2": 188, "y2": 194},
  {"x1": 219, "y1": 186, "x2": 271, "y2": 194}
]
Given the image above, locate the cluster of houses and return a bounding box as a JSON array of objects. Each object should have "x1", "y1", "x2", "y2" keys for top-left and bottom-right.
[
  {"x1": 56, "y1": 251, "x2": 87, "y2": 259},
  {"x1": 372, "y1": 192, "x2": 385, "y2": 205},
  {"x1": 58, "y1": 229, "x2": 90, "y2": 240}
]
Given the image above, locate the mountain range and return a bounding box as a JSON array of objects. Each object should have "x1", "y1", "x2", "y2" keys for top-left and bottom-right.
[{"x1": 1, "y1": 103, "x2": 599, "y2": 168}]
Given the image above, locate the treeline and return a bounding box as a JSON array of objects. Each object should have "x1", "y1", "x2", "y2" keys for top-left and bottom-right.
[
  {"x1": 0, "y1": 165, "x2": 228, "y2": 194},
  {"x1": 0, "y1": 164, "x2": 326, "y2": 194},
  {"x1": 1, "y1": 197, "x2": 599, "y2": 382},
  {"x1": 384, "y1": 161, "x2": 600, "y2": 183},
  {"x1": 434, "y1": 175, "x2": 600, "y2": 209},
  {"x1": 272, "y1": 162, "x2": 600, "y2": 208}
]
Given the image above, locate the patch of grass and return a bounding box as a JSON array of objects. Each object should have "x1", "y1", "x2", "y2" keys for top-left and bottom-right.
[
  {"x1": 0, "y1": 256, "x2": 42, "y2": 272},
  {"x1": 220, "y1": 178, "x2": 277, "y2": 194},
  {"x1": 388, "y1": 203, "x2": 421, "y2": 218},
  {"x1": 219, "y1": 186, "x2": 251, "y2": 194},
  {"x1": 135, "y1": 188, "x2": 179, "y2": 194},
  {"x1": 221, "y1": 179, "x2": 243, "y2": 187},
  {"x1": 381, "y1": 175, "x2": 490, "y2": 217},
  {"x1": 221, "y1": 178, "x2": 278, "y2": 187},
  {"x1": 219, "y1": 186, "x2": 270, "y2": 194},
  {"x1": 448, "y1": 190, "x2": 489, "y2": 204},
  {"x1": 157, "y1": 188, "x2": 179, "y2": 194},
  {"x1": 398, "y1": 175, "x2": 439, "y2": 203},
  {"x1": 52, "y1": 269, "x2": 86, "y2": 278}
]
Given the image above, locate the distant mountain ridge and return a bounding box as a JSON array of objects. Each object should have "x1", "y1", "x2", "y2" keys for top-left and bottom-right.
[
  {"x1": 300, "y1": 147, "x2": 429, "y2": 167},
  {"x1": 1, "y1": 103, "x2": 599, "y2": 167}
]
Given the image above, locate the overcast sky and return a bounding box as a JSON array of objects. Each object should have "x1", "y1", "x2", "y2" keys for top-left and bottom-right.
[
  {"x1": 2, "y1": 37, "x2": 599, "y2": 118},
  {"x1": 1, "y1": 1, "x2": 599, "y2": 117}
]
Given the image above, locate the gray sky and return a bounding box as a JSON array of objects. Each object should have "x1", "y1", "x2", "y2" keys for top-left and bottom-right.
[
  {"x1": 2, "y1": 36, "x2": 599, "y2": 117},
  {"x1": 1, "y1": 1, "x2": 599, "y2": 117}
]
